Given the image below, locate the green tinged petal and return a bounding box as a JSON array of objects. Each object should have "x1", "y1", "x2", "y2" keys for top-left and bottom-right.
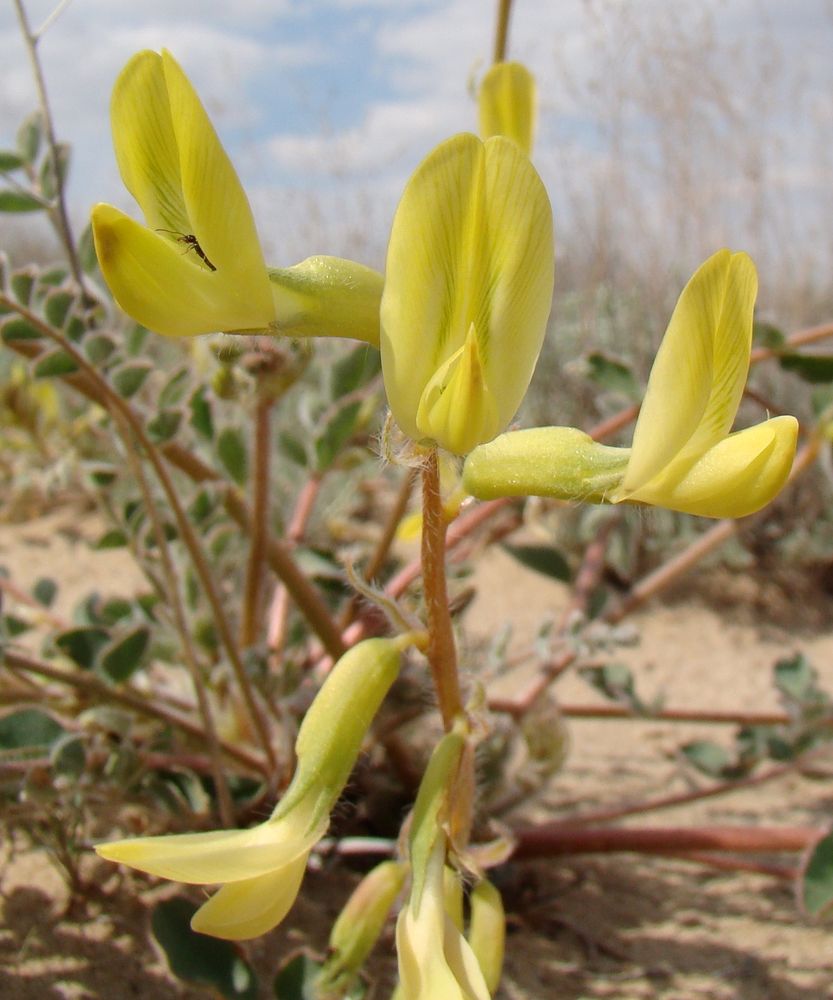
[
  {"x1": 324, "y1": 861, "x2": 407, "y2": 981},
  {"x1": 627, "y1": 415, "x2": 798, "y2": 518},
  {"x1": 268, "y1": 256, "x2": 383, "y2": 345},
  {"x1": 478, "y1": 61, "x2": 536, "y2": 155},
  {"x1": 463, "y1": 426, "x2": 629, "y2": 502},
  {"x1": 276, "y1": 638, "x2": 401, "y2": 824},
  {"x1": 624, "y1": 249, "x2": 757, "y2": 493},
  {"x1": 190, "y1": 852, "x2": 309, "y2": 940},
  {"x1": 381, "y1": 133, "x2": 553, "y2": 455}
]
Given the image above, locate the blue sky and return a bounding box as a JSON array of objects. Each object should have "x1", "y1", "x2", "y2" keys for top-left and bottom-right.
[{"x1": 1, "y1": 0, "x2": 832, "y2": 296}]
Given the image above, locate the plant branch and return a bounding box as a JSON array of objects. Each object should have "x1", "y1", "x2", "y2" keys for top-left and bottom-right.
[
  {"x1": 5, "y1": 648, "x2": 265, "y2": 773},
  {"x1": 240, "y1": 396, "x2": 272, "y2": 648},
  {"x1": 421, "y1": 448, "x2": 463, "y2": 729},
  {"x1": 12, "y1": 0, "x2": 87, "y2": 294},
  {"x1": 116, "y1": 411, "x2": 235, "y2": 825},
  {"x1": 545, "y1": 754, "x2": 820, "y2": 829},
  {"x1": 0, "y1": 306, "x2": 346, "y2": 659},
  {"x1": 511, "y1": 823, "x2": 819, "y2": 859},
  {"x1": 0, "y1": 297, "x2": 278, "y2": 772}
]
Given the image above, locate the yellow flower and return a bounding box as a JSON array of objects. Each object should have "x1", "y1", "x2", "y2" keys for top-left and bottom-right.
[
  {"x1": 463, "y1": 250, "x2": 798, "y2": 518},
  {"x1": 478, "y1": 61, "x2": 536, "y2": 155},
  {"x1": 93, "y1": 51, "x2": 383, "y2": 344},
  {"x1": 96, "y1": 638, "x2": 403, "y2": 940},
  {"x1": 380, "y1": 133, "x2": 554, "y2": 456},
  {"x1": 92, "y1": 50, "x2": 274, "y2": 337},
  {"x1": 396, "y1": 841, "x2": 491, "y2": 1000}
]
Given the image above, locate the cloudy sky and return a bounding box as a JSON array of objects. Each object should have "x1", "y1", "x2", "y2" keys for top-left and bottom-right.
[{"x1": 1, "y1": 0, "x2": 832, "y2": 299}]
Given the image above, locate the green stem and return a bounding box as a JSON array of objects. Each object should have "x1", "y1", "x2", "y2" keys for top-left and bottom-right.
[{"x1": 420, "y1": 449, "x2": 463, "y2": 730}]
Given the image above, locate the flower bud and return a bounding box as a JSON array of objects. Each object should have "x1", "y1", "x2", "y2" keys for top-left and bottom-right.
[{"x1": 478, "y1": 61, "x2": 536, "y2": 155}]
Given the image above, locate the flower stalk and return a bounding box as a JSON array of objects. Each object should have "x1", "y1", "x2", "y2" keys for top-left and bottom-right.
[{"x1": 421, "y1": 449, "x2": 463, "y2": 730}]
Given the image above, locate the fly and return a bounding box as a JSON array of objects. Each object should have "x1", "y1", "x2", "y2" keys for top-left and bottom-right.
[{"x1": 155, "y1": 229, "x2": 217, "y2": 271}]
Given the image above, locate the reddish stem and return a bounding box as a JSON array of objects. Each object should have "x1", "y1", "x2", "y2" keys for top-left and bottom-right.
[
  {"x1": 421, "y1": 449, "x2": 463, "y2": 729},
  {"x1": 512, "y1": 824, "x2": 818, "y2": 859}
]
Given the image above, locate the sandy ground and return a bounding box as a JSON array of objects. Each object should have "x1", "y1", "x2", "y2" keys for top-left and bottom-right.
[{"x1": 1, "y1": 509, "x2": 832, "y2": 998}]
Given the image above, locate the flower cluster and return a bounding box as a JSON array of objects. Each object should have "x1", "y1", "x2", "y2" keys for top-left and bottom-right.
[{"x1": 93, "y1": 46, "x2": 799, "y2": 1000}]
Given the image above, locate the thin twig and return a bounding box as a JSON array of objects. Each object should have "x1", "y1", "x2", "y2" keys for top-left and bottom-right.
[
  {"x1": 558, "y1": 510, "x2": 624, "y2": 627},
  {"x1": 5, "y1": 648, "x2": 265, "y2": 772},
  {"x1": 33, "y1": 0, "x2": 74, "y2": 39},
  {"x1": 555, "y1": 703, "x2": 797, "y2": 727},
  {"x1": 492, "y1": 0, "x2": 514, "y2": 62},
  {"x1": 267, "y1": 473, "x2": 322, "y2": 658},
  {"x1": 240, "y1": 396, "x2": 273, "y2": 648},
  {"x1": 545, "y1": 755, "x2": 818, "y2": 829},
  {"x1": 750, "y1": 321, "x2": 833, "y2": 364},
  {"x1": 11, "y1": 0, "x2": 87, "y2": 294},
  {"x1": 0, "y1": 576, "x2": 68, "y2": 630},
  {"x1": 339, "y1": 466, "x2": 418, "y2": 632},
  {"x1": 116, "y1": 411, "x2": 235, "y2": 825},
  {"x1": 1, "y1": 297, "x2": 278, "y2": 772}
]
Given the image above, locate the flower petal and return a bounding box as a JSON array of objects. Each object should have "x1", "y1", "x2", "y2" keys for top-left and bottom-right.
[
  {"x1": 381, "y1": 134, "x2": 485, "y2": 443},
  {"x1": 95, "y1": 814, "x2": 326, "y2": 884},
  {"x1": 381, "y1": 133, "x2": 553, "y2": 452},
  {"x1": 110, "y1": 50, "x2": 190, "y2": 234},
  {"x1": 92, "y1": 203, "x2": 274, "y2": 336},
  {"x1": 625, "y1": 415, "x2": 797, "y2": 518},
  {"x1": 462, "y1": 426, "x2": 629, "y2": 502},
  {"x1": 190, "y1": 851, "x2": 309, "y2": 940},
  {"x1": 471, "y1": 136, "x2": 554, "y2": 435},
  {"x1": 417, "y1": 322, "x2": 500, "y2": 455},
  {"x1": 624, "y1": 250, "x2": 757, "y2": 492},
  {"x1": 442, "y1": 914, "x2": 491, "y2": 1000},
  {"x1": 478, "y1": 61, "x2": 536, "y2": 155},
  {"x1": 161, "y1": 51, "x2": 271, "y2": 308}
]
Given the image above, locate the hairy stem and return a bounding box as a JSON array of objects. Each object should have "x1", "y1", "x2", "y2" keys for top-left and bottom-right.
[{"x1": 421, "y1": 448, "x2": 463, "y2": 729}]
